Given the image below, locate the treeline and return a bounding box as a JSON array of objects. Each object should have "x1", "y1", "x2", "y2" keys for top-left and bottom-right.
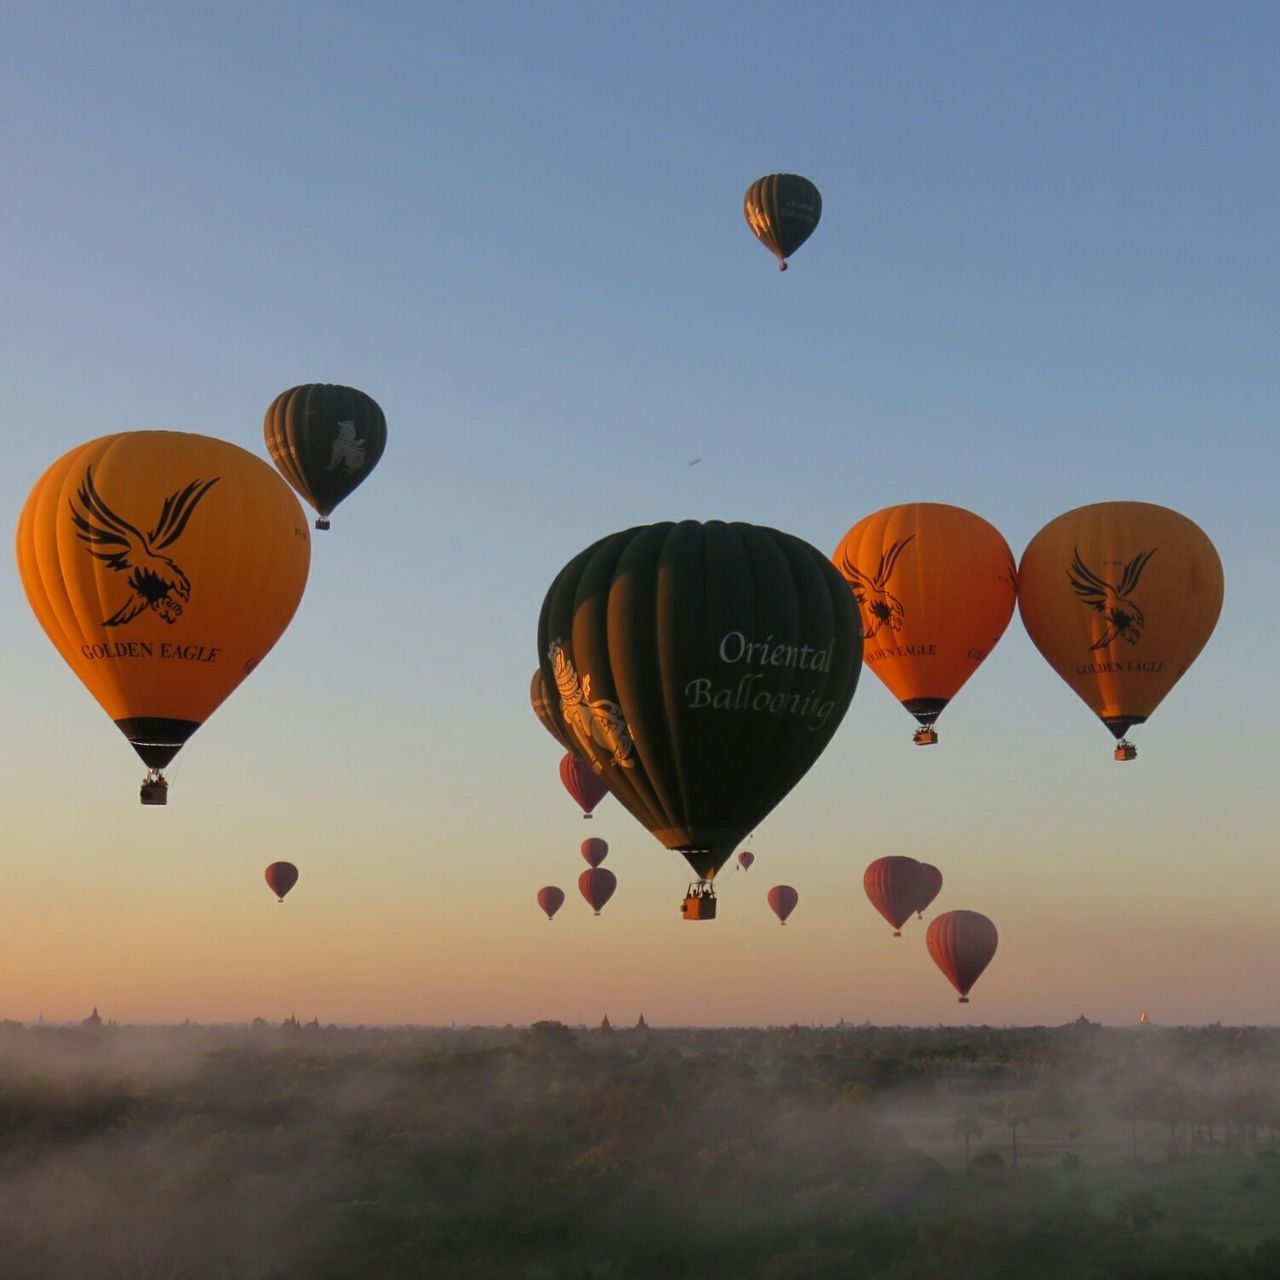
[{"x1": 0, "y1": 1020, "x2": 1274, "y2": 1277}]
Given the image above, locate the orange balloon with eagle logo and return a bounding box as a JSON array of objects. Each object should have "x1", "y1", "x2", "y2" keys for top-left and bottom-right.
[
  {"x1": 16, "y1": 431, "x2": 311, "y2": 803},
  {"x1": 1017, "y1": 501, "x2": 1223, "y2": 760},
  {"x1": 832, "y1": 503, "x2": 1017, "y2": 745}
]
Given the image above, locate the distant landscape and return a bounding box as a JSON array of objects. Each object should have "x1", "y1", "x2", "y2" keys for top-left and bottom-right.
[{"x1": 0, "y1": 1019, "x2": 1276, "y2": 1278}]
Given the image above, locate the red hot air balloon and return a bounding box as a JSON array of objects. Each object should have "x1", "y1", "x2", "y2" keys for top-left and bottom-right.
[
  {"x1": 915, "y1": 863, "x2": 943, "y2": 919},
  {"x1": 581, "y1": 838, "x2": 609, "y2": 868},
  {"x1": 537, "y1": 886, "x2": 565, "y2": 921},
  {"x1": 926, "y1": 910, "x2": 998, "y2": 1003},
  {"x1": 265, "y1": 862, "x2": 298, "y2": 903},
  {"x1": 767, "y1": 884, "x2": 798, "y2": 924},
  {"x1": 863, "y1": 856, "x2": 926, "y2": 936},
  {"x1": 737, "y1": 850, "x2": 755, "y2": 871},
  {"x1": 578, "y1": 867, "x2": 617, "y2": 916},
  {"x1": 560, "y1": 752, "x2": 609, "y2": 818}
]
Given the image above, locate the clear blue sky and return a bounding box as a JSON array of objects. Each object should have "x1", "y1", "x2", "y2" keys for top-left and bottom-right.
[{"x1": 2, "y1": 2, "x2": 1276, "y2": 1026}]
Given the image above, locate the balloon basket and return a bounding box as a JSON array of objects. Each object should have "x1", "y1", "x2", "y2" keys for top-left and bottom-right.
[
  {"x1": 681, "y1": 882, "x2": 717, "y2": 921},
  {"x1": 315, "y1": 517, "x2": 330, "y2": 531},
  {"x1": 912, "y1": 728, "x2": 939, "y2": 746},
  {"x1": 958, "y1": 997, "x2": 970, "y2": 1004},
  {"x1": 140, "y1": 774, "x2": 168, "y2": 806},
  {"x1": 1114, "y1": 741, "x2": 1137, "y2": 762}
]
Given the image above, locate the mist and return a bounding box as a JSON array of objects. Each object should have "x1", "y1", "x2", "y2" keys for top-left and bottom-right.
[{"x1": 0, "y1": 1018, "x2": 1277, "y2": 1278}]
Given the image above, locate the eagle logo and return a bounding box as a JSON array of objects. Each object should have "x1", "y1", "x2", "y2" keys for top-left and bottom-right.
[
  {"x1": 547, "y1": 639, "x2": 636, "y2": 768},
  {"x1": 1067, "y1": 547, "x2": 1157, "y2": 650},
  {"x1": 69, "y1": 467, "x2": 220, "y2": 627},
  {"x1": 836, "y1": 535, "x2": 915, "y2": 639}
]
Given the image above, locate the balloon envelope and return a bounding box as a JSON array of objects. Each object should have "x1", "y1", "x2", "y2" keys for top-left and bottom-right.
[
  {"x1": 16, "y1": 432, "x2": 310, "y2": 775},
  {"x1": 833, "y1": 503, "x2": 1017, "y2": 739},
  {"x1": 581, "y1": 838, "x2": 609, "y2": 868},
  {"x1": 863, "y1": 856, "x2": 926, "y2": 934},
  {"x1": 538, "y1": 521, "x2": 861, "y2": 879},
  {"x1": 926, "y1": 910, "x2": 998, "y2": 1001},
  {"x1": 578, "y1": 867, "x2": 617, "y2": 915},
  {"x1": 767, "y1": 884, "x2": 799, "y2": 924},
  {"x1": 263, "y1": 383, "x2": 386, "y2": 527},
  {"x1": 536, "y1": 886, "x2": 565, "y2": 920},
  {"x1": 560, "y1": 752, "x2": 609, "y2": 817},
  {"x1": 265, "y1": 862, "x2": 299, "y2": 901},
  {"x1": 744, "y1": 174, "x2": 822, "y2": 269},
  {"x1": 737, "y1": 850, "x2": 755, "y2": 871},
  {"x1": 532, "y1": 668, "x2": 580, "y2": 755},
  {"x1": 1017, "y1": 502, "x2": 1223, "y2": 751},
  {"x1": 915, "y1": 862, "x2": 944, "y2": 917}
]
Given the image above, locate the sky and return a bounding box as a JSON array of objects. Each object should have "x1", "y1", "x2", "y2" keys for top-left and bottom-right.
[{"x1": 2, "y1": 1, "x2": 1277, "y2": 1028}]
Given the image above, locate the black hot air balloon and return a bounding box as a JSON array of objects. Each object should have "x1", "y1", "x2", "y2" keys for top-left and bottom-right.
[
  {"x1": 531, "y1": 668, "x2": 579, "y2": 756},
  {"x1": 263, "y1": 384, "x2": 386, "y2": 530},
  {"x1": 538, "y1": 521, "x2": 861, "y2": 910},
  {"x1": 744, "y1": 174, "x2": 822, "y2": 270}
]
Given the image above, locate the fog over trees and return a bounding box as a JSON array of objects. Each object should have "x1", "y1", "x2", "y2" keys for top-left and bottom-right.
[{"x1": 0, "y1": 1017, "x2": 1277, "y2": 1278}]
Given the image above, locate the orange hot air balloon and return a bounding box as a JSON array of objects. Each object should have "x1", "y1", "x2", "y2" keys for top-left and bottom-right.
[
  {"x1": 915, "y1": 862, "x2": 943, "y2": 919},
  {"x1": 926, "y1": 910, "x2": 998, "y2": 1003},
  {"x1": 578, "y1": 867, "x2": 617, "y2": 915},
  {"x1": 581, "y1": 838, "x2": 609, "y2": 868},
  {"x1": 737, "y1": 850, "x2": 755, "y2": 871},
  {"x1": 767, "y1": 884, "x2": 798, "y2": 924},
  {"x1": 1017, "y1": 502, "x2": 1223, "y2": 760},
  {"x1": 265, "y1": 862, "x2": 299, "y2": 902},
  {"x1": 833, "y1": 503, "x2": 1016, "y2": 745},
  {"x1": 863, "y1": 856, "x2": 926, "y2": 936},
  {"x1": 536, "y1": 886, "x2": 565, "y2": 920},
  {"x1": 560, "y1": 752, "x2": 609, "y2": 818},
  {"x1": 17, "y1": 432, "x2": 310, "y2": 803}
]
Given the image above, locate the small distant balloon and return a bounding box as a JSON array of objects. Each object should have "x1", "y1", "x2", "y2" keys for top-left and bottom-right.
[
  {"x1": 560, "y1": 752, "x2": 609, "y2": 818},
  {"x1": 767, "y1": 885, "x2": 798, "y2": 925},
  {"x1": 265, "y1": 862, "x2": 299, "y2": 903},
  {"x1": 744, "y1": 174, "x2": 822, "y2": 270},
  {"x1": 578, "y1": 867, "x2": 617, "y2": 916},
  {"x1": 581, "y1": 838, "x2": 609, "y2": 868},
  {"x1": 915, "y1": 862, "x2": 943, "y2": 918},
  {"x1": 737, "y1": 850, "x2": 755, "y2": 871},
  {"x1": 926, "y1": 910, "x2": 998, "y2": 1003},
  {"x1": 536, "y1": 886, "x2": 565, "y2": 921}
]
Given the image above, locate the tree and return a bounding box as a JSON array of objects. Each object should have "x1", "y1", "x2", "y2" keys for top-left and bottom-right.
[
  {"x1": 954, "y1": 1116, "x2": 982, "y2": 1172},
  {"x1": 1002, "y1": 1097, "x2": 1030, "y2": 1170}
]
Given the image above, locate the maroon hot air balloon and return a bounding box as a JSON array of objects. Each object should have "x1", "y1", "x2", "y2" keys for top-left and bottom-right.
[
  {"x1": 536, "y1": 886, "x2": 565, "y2": 921},
  {"x1": 914, "y1": 862, "x2": 943, "y2": 919},
  {"x1": 581, "y1": 838, "x2": 609, "y2": 868},
  {"x1": 863, "y1": 856, "x2": 926, "y2": 936},
  {"x1": 265, "y1": 862, "x2": 298, "y2": 903},
  {"x1": 926, "y1": 910, "x2": 998, "y2": 1003},
  {"x1": 560, "y1": 752, "x2": 609, "y2": 818},
  {"x1": 767, "y1": 884, "x2": 798, "y2": 925},
  {"x1": 578, "y1": 867, "x2": 617, "y2": 916},
  {"x1": 737, "y1": 850, "x2": 755, "y2": 871}
]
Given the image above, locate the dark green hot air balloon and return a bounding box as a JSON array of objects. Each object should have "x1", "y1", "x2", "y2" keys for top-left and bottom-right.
[
  {"x1": 263, "y1": 384, "x2": 387, "y2": 529},
  {"x1": 744, "y1": 174, "x2": 822, "y2": 270},
  {"x1": 538, "y1": 521, "x2": 861, "y2": 907}
]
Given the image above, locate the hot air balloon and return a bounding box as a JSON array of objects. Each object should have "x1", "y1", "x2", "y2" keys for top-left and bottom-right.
[
  {"x1": 915, "y1": 862, "x2": 943, "y2": 919},
  {"x1": 581, "y1": 838, "x2": 609, "y2": 868},
  {"x1": 538, "y1": 521, "x2": 861, "y2": 918},
  {"x1": 926, "y1": 910, "x2": 998, "y2": 1003},
  {"x1": 737, "y1": 850, "x2": 755, "y2": 871},
  {"x1": 744, "y1": 174, "x2": 822, "y2": 270},
  {"x1": 863, "y1": 856, "x2": 927, "y2": 936},
  {"x1": 1017, "y1": 502, "x2": 1223, "y2": 760},
  {"x1": 263, "y1": 384, "x2": 386, "y2": 530},
  {"x1": 833, "y1": 504, "x2": 1017, "y2": 745},
  {"x1": 767, "y1": 884, "x2": 799, "y2": 924},
  {"x1": 17, "y1": 432, "x2": 311, "y2": 804},
  {"x1": 536, "y1": 886, "x2": 565, "y2": 921},
  {"x1": 560, "y1": 752, "x2": 609, "y2": 818},
  {"x1": 532, "y1": 668, "x2": 579, "y2": 755},
  {"x1": 265, "y1": 862, "x2": 299, "y2": 902},
  {"x1": 578, "y1": 867, "x2": 617, "y2": 916}
]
